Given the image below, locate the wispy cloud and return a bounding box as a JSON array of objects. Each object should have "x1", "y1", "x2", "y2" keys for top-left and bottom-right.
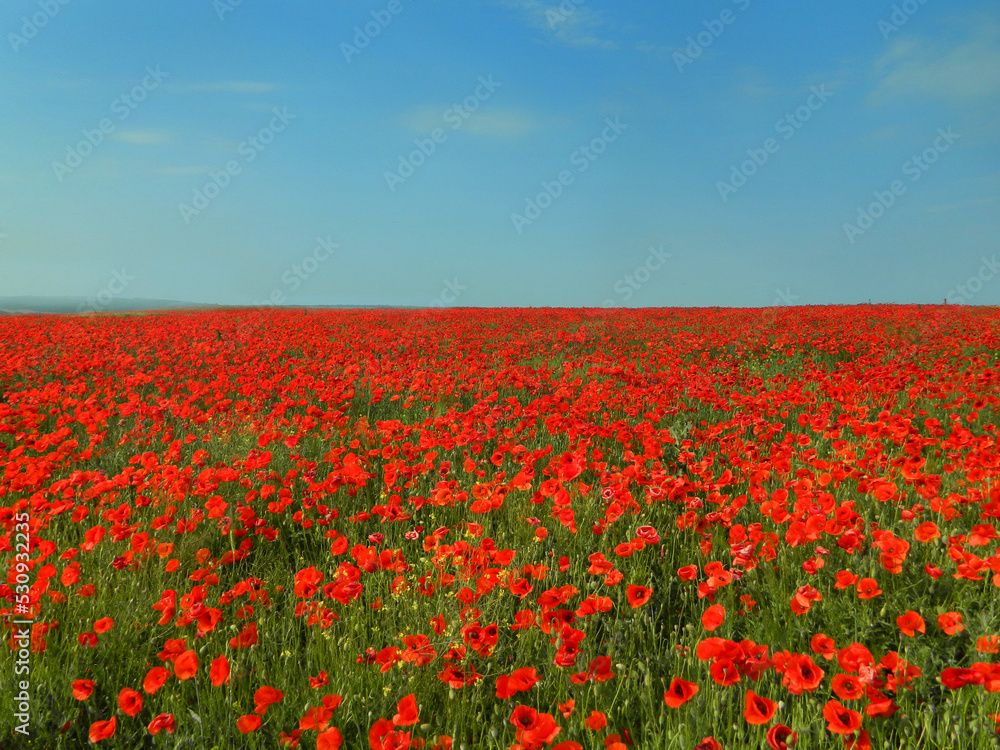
[
  {"x1": 493, "y1": 0, "x2": 617, "y2": 49},
  {"x1": 401, "y1": 107, "x2": 537, "y2": 138},
  {"x1": 465, "y1": 111, "x2": 537, "y2": 137},
  {"x1": 869, "y1": 22, "x2": 1000, "y2": 104},
  {"x1": 113, "y1": 130, "x2": 173, "y2": 146},
  {"x1": 863, "y1": 124, "x2": 905, "y2": 142},
  {"x1": 735, "y1": 83, "x2": 776, "y2": 99},
  {"x1": 926, "y1": 194, "x2": 1000, "y2": 214},
  {"x1": 155, "y1": 166, "x2": 209, "y2": 176},
  {"x1": 168, "y1": 81, "x2": 280, "y2": 94}
]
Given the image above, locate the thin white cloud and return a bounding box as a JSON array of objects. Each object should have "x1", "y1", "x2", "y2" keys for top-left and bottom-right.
[
  {"x1": 870, "y1": 23, "x2": 1000, "y2": 104},
  {"x1": 112, "y1": 130, "x2": 173, "y2": 146},
  {"x1": 494, "y1": 0, "x2": 617, "y2": 49},
  {"x1": 863, "y1": 124, "x2": 905, "y2": 142},
  {"x1": 169, "y1": 81, "x2": 280, "y2": 94},
  {"x1": 636, "y1": 39, "x2": 722, "y2": 66},
  {"x1": 465, "y1": 111, "x2": 537, "y2": 137},
  {"x1": 401, "y1": 107, "x2": 446, "y2": 133},
  {"x1": 401, "y1": 107, "x2": 537, "y2": 138},
  {"x1": 927, "y1": 194, "x2": 1000, "y2": 214},
  {"x1": 156, "y1": 166, "x2": 209, "y2": 176},
  {"x1": 740, "y1": 84, "x2": 774, "y2": 99}
]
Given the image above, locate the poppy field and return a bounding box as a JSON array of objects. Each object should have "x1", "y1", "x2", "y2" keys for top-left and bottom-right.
[{"x1": 3, "y1": 305, "x2": 1000, "y2": 749}]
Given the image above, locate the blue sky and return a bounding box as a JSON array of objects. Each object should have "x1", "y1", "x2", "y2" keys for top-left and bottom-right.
[{"x1": 1, "y1": 0, "x2": 998, "y2": 308}]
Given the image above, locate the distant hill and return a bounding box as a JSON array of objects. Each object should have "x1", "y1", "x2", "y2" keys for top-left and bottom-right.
[
  {"x1": 0, "y1": 298, "x2": 437, "y2": 314},
  {"x1": 0, "y1": 297, "x2": 220, "y2": 314}
]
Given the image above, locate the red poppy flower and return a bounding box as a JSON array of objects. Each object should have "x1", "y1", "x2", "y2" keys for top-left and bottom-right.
[
  {"x1": 587, "y1": 655, "x2": 615, "y2": 682},
  {"x1": 865, "y1": 696, "x2": 898, "y2": 718},
  {"x1": 766, "y1": 724, "x2": 797, "y2": 750},
  {"x1": 831, "y1": 674, "x2": 864, "y2": 700},
  {"x1": 174, "y1": 649, "x2": 199, "y2": 680},
  {"x1": 309, "y1": 670, "x2": 331, "y2": 689},
  {"x1": 89, "y1": 717, "x2": 116, "y2": 743},
  {"x1": 118, "y1": 687, "x2": 143, "y2": 718},
  {"x1": 237, "y1": 715, "x2": 262, "y2": 733},
  {"x1": 497, "y1": 667, "x2": 540, "y2": 699},
  {"x1": 834, "y1": 571, "x2": 859, "y2": 589},
  {"x1": 972, "y1": 662, "x2": 1000, "y2": 691},
  {"x1": 254, "y1": 685, "x2": 284, "y2": 715},
  {"x1": 837, "y1": 643, "x2": 874, "y2": 674},
  {"x1": 940, "y1": 667, "x2": 985, "y2": 689},
  {"x1": 855, "y1": 578, "x2": 882, "y2": 600},
  {"x1": 702, "y1": 604, "x2": 725, "y2": 631},
  {"x1": 782, "y1": 653, "x2": 824, "y2": 694},
  {"x1": 636, "y1": 525, "x2": 660, "y2": 543},
  {"x1": 94, "y1": 617, "x2": 114, "y2": 634},
  {"x1": 938, "y1": 611, "x2": 964, "y2": 635},
  {"x1": 72, "y1": 679, "x2": 96, "y2": 701},
  {"x1": 810, "y1": 633, "x2": 836, "y2": 660},
  {"x1": 393, "y1": 694, "x2": 419, "y2": 726},
  {"x1": 210, "y1": 655, "x2": 230, "y2": 687},
  {"x1": 896, "y1": 611, "x2": 925, "y2": 637},
  {"x1": 143, "y1": 666, "x2": 170, "y2": 695},
  {"x1": 157, "y1": 638, "x2": 186, "y2": 662},
  {"x1": 664, "y1": 678, "x2": 698, "y2": 708},
  {"x1": 148, "y1": 713, "x2": 176, "y2": 735},
  {"x1": 318, "y1": 727, "x2": 344, "y2": 750},
  {"x1": 710, "y1": 658, "x2": 741, "y2": 687},
  {"x1": 370, "y1": 717, "x2": 412, "y2": 750},
  {"x1": 978, "y1": 635, "x2": 1000, "y2": 654},
  {"x1": 518, "y1": 711, "x2": 561, "y2": 748},
  {"x1": 584, "y1": 711, "x2": 607, "y2": 730},
  {"x1": 822, "y1": 700, "x2": 862, "y2": 734},
  {"x1": 230, "y1": 622, "x2": 259, "y2": 649},
  {"x1": 626, "y1": 585, "x2": 652, "y2": 608},
  {"x1": 744, "y1": 689, "x2": 777, "y2": 725},
  {"x1": 677, "y1": 565, "x2": 698, "y2": 581}
]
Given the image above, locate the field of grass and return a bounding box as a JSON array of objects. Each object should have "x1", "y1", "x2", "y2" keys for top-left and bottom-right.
[{"x1": 2, "y1": 305, "x2": 999, "y2": 749}]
